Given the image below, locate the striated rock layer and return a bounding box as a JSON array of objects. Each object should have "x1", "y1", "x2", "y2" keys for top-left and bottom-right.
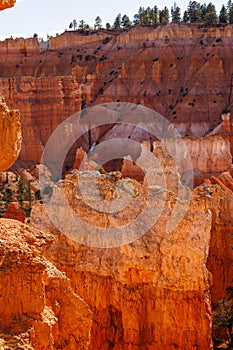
[
  {"x1": 73, "y1": 135, "x2": 232, "y2": 186},
  {"x1": 31, "y1": 170, "x2": 215, "y2": 349},
  {"x1": 0, "y1": 76, "x2": 81, "y2": 163},
  {"x1": 1, "y1": 24, "x2": 233, "y2": 166}
]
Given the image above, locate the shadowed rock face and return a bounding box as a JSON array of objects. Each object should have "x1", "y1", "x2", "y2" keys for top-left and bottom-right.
[{"x1": 0, "y1": 24, "x2": 233, "y2": 168}]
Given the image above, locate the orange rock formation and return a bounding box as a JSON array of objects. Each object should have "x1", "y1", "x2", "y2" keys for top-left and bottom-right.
[
  {"x1": 0, "y1": 95, "x2": 21, "y2": 171},
  {"x1": 74, "y1": 135, "x2": 232, "y2": 185},
  {"x1": 0, "y1": 219, "x2": 92, "y2": 349},
  {"x1": 1, "y1": 24, "x2": 233, "y2": 167},
  {"x1": 206, "y1": 171, "x2": 233, "y2": 304},
  {"x1": 1, "y1": 10, "x2": 233, "y2": 347},
  {"x1": 31, "y1": 171, "x2": 215, "y2": 349},
  {"x1": 0, "y1": 0, "x2": 15, "y2": 10},
  {"x1": 2, "y1": 201, "x2": 26, "y2": 222}
]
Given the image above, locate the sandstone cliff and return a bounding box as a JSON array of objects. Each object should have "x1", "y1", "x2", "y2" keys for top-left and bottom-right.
[
  {"x1": 31, "y1": 170, "x2": 215, "y2": 349},
  {"x1": 0, "y1": 76, "x2": 81, "y2": 163},
  {"x1": 0, "y1": 37, "x2": 40, "y2": 58},
  {"x1": 0, "y1": 24, "x2": 233, "y2": 167},
  {"x1": 206, "y1": 171, "x2": 233, "y2": 304},
  {"x1": 73, "y1": 135, "x2": 232, "y2": 186},
  {"x1": 0, "y1": 95, "x2": 21, "y2": 171},
  {"x1": 0, "y1": 219, "x2": 92, "y2": 349},
  {"x1": 0, "y1": 17, "x2": 233, "y2": 349}
]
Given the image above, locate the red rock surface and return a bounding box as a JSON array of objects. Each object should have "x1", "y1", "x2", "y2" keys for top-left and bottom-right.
[
  {"x1": 0, "y1": 76, "x2": 81, "y2": 164},
  {"x1": 0, "y1": 0, "x2": 15, "y2": 10},
  {"x1": 2, "y1": 201, "x2": 26, "y2": 222},
  {"x1": 0, "y1": 95, "x2": 21, "y2": 171},
  {"x1": 31, "y1": 171, "x2": 215, "y2": 349},
  {"x1": 0, "y1": 37, "x2": 40, "y2": 57},
  {"x1": 74, "y1": 136, "x2": 232, "y2": 186},
  {"x1": 0, "y1": 16, "x2": 233, "y2": 348},
  {"x1": 0, "y1": 219, "x2": 92, "y2": 349},
  {"x1": 206, "y1": 172, "x2": 233, "y2": 304},
  {"x1": 0, "y1": 24, "x2": 233, "y2": 167}
]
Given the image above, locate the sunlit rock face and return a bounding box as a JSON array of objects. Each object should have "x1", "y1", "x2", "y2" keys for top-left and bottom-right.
[
  {"x1": 0, "y1": 95, "x2": 21, "y2": 171},
  {"x1": 30, "y1": 170, "x2": 215, "y2": 350},
  {"x1": 0, "y1": 219, "x2": 92, "y2": 349},
  {"x1": 206, "y1": 171, "x2": 233, "y2": 304},
  {"x1": 0, "y1": 0, "x2": 16, "y2": 10}
]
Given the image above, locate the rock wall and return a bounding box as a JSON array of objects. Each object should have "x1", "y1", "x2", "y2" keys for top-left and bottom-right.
[
  {"x1": 206, "y1": 172, "x2": 233, "y2": 304},
  {"x1": 31, "y1": 171, "x2": 215, "y2": 349},
  {"x1": 0, "y1": 3, "x2": 93, "y2": 345},
  {"x1": 74, "y1": 136, "x2": 232, "y2": 186},
  {"x1": 167, "y1": 135, "x2": 232, "y2": 185},
  {"x1": 116, "y1": 24, "x2": 233, "y2": 45},
  {"x1": 0, "y1": 24, "x2": 233, "y2": 166},
  {"x1": 50, "y1": 31, "x2": 114, "y2": 50},
  {"x1": 0, "y1": 38, "x2": 40, "y2": 58},
  {"x1": 0, "y1": 76, "x2": 81, "y2": 163},
  {"x1": 0, "y1": 219, "x2": 92, "y2": 349},
  {"x1": 0, "y1": 95, "x2": 21, "y2": 171},
  {"x1": 2, "y1": 202, "x2": 26, "y2": 222}
]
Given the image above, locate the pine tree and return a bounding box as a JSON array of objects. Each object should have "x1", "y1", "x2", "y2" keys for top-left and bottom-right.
[
  {"x1": 113, "y1": 13, "x2": 122, "y2": 28},
  {"x1": 121, "y1": 14, "x2": 131, "y2": 28},
  {"x1": 138, "y1": 6, "x2": 145, "y2": 24},
  {"x1": 229, "y1": 5, "x2": 233, "y2": 23},
  {"x1": 201, "y1": 3, "x2": 207, "y2": 20},
  {"x1": 171, "y1": 2, "x2": 181, "y2": 22},
  {"x1": 138, "y1": 7, "x2": 150, "y2": 25},
  {"x1": 206, "y1": 2, "x2": 216, "y2": 13},
  {"x1": 133, "y1": 13, "x2": 140, "y2": 26},
  {"x1": 227, "y1": 0, "x2": 232, "y2": 12},
  {"x1": 187, "y1": 1, "x2": 202, "y2": 22},
  {"x1": 28, "y1": 181, "x2": 32, "y2": 204},
  {"x1": 150, "y1": 6, "x2": 159, "y2": 24},
  {"x1": 17, "y1": 178, "x2": 26, "y2": 205},
  {"x1": 204, "y1": 11, "x2": 218, "y2": 26},
  {"x1": 73, "y1": 19, "x2": 77, "y2": 30},
  {"x1": 183, "y1": 10, "x2": 189, "y2": 22},
  {"x1": 159, "y1": 6, "x2": 170, "y2": 23},
  {"x1": 204, "y1": 2, "x2": 217, "y2": 25},
  {"x1": 94, "y1": 16, "x2": 102, "y2": 30},
  {"x1": 219, "y1": 4, "x2": 228, "y2": 23},
  {"x1": 145, "y1": 7, "x2": 151, "y2": 24},
  {"x1": 2, "y1": 188, "x2": 13, "y2": 205},
  {"x1": 79, "y1": 20, "x2": 85, "y2": 30},
  {"x1": 213, "y1": 288, "x2": 233, "y2": 346}
]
